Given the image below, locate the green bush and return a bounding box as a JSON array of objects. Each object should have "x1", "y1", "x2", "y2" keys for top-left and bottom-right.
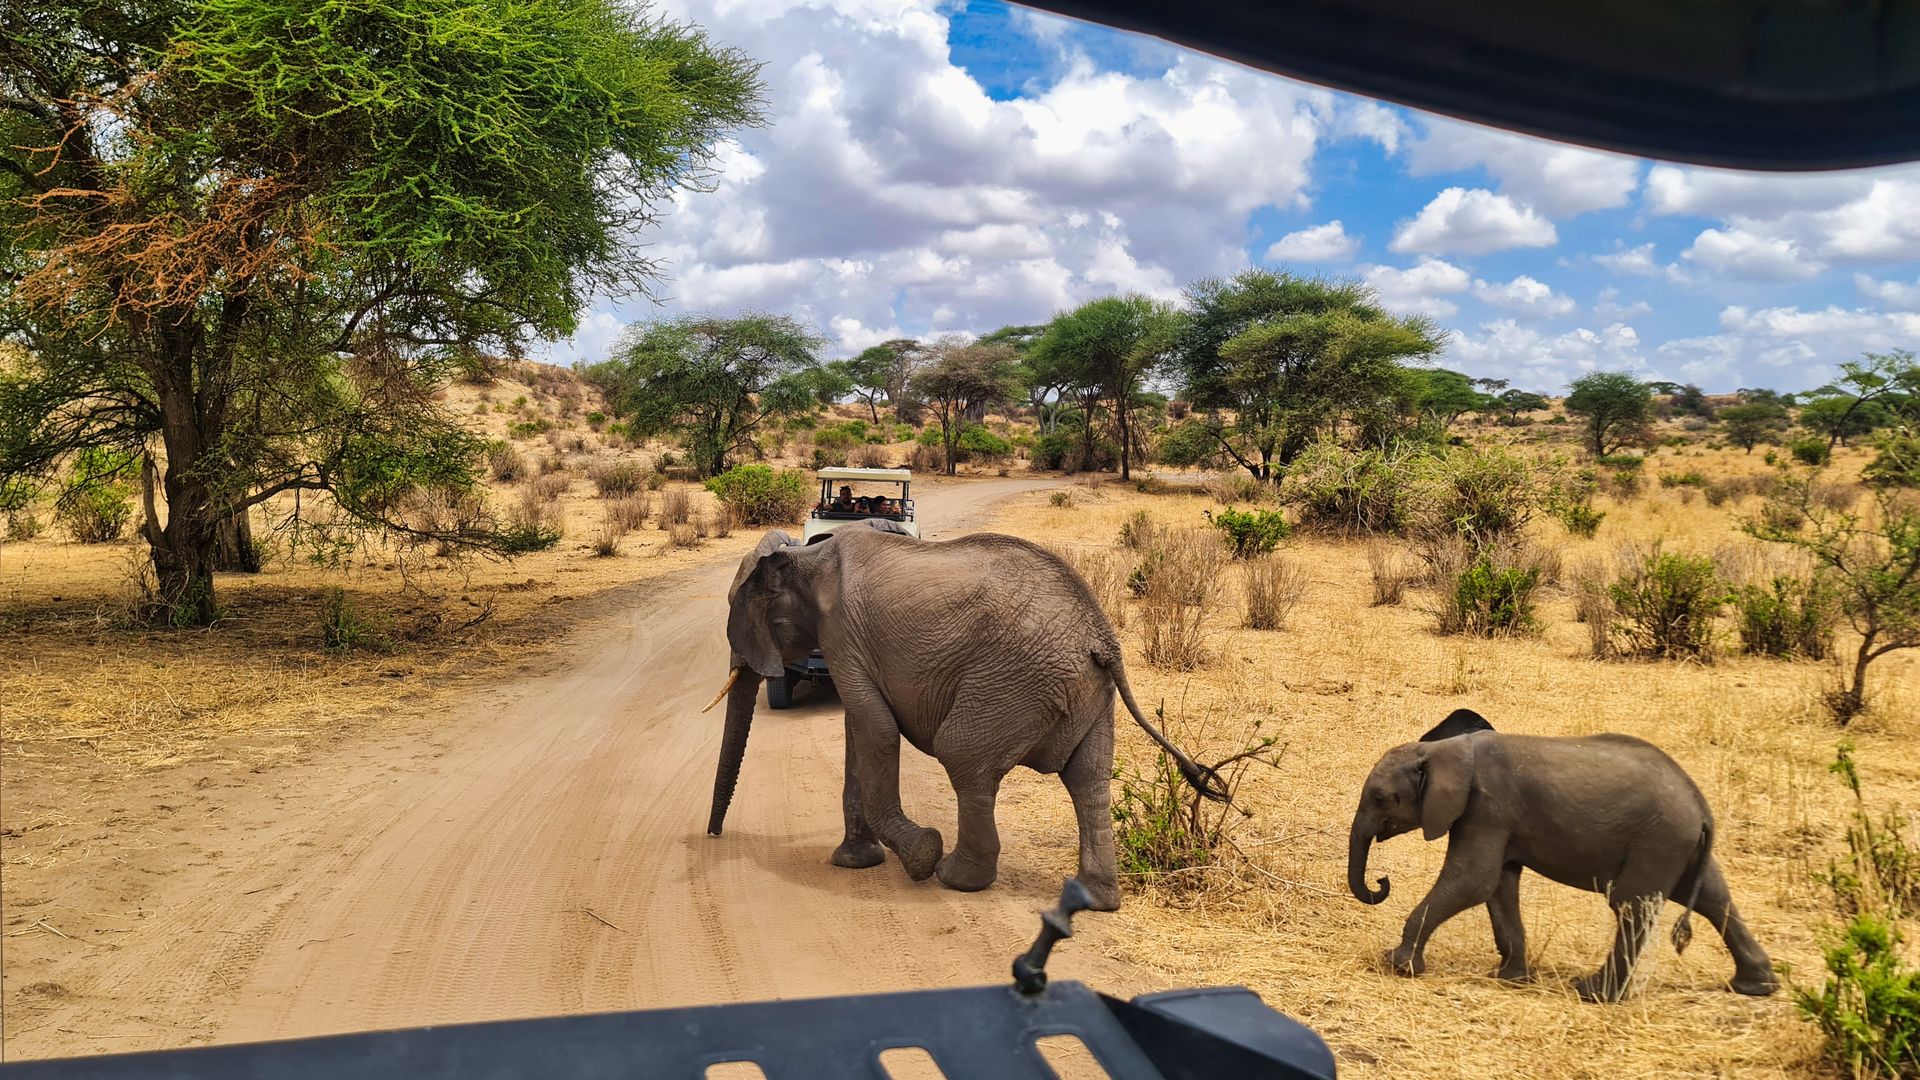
[
  {"x1": 507, "y1": 417, "x2": 551, "y2": 439},
  {"x1": 1659, "y1": 470, "x2": 1707, "y2": 488},
  {"x1": 1409, "y1": 445, "x2": 1544, "y2": 546},
  {"x1": 585, "y1": 411, "x2": 607, "y2": 430},
  {"x1": 1607, "y1": 547, "x2": 1725, "y2": 660},
  {"x1": 1864, "y1": 431, "x2": 1920, "y2": 489},
  {"x1": 1111, "y1": 709, "x2": 1279, "y2": 886},
  {"x1": 1441, "y1": 551, "x2": 1541, "y2": 636},
  {"x1": 704, "y1": 464, "x2": 812, "y2": 526},
  {"x1": 1793, "y1": 742, "x2": 1920, "y2": 1079},
  {"x1": 956, "y1": 424, "x2": 1012, "y2": 461},
  {"x1": 1598, "y1": 453, "x2": 1644, "y2": 469},
  {"x1": 2, "y1": 477, "x2": 41, "y2": 539},
  {"x1": 1031, "y1": 428, "x2": 1116, "y2": 473},
  {"x1": 1210, "y1": 507, "x2": 1290, "y2": 559},
  {"x1": 1734, "y1": 575, "x2": 1837, "y2": 659},
  {"x1": 1792, "y1": 437, "x2": 1833, "y2": 466},
  {"x1": 1278, "y1": 441, "x2": 1420, "y2": 534},
  {"x1": 56, "y1": 447, "x2": 136, "y2": 543},
  {"x1": 1557, "y1": 502, "x2": 1605, "y2": 538},
  {"x1": 320, "y1": 587, "x2": 388, "y2": 652}
]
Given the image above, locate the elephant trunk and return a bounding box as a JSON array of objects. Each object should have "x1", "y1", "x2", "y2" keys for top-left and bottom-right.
[
  {"x1": 706, "y1": 665, "x2": 764, "y2": 836},
  {"x1": 1348, "y1": 815, "x2": 1391, "y2": 905}
]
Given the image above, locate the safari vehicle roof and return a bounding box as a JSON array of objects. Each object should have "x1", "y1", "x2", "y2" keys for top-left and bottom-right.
[
  {"x1": 1023, "y1": 0, "x2": 1920, "y2": 170},
  {"x1": 817, "y1": 467, "x2": 912, "y2": 482}
]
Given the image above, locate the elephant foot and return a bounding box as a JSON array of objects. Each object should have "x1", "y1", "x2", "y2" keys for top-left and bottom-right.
[
  {"x1": 1382, "y1": 948, "x2": 1424, "y2": 977},
  {"x1": 935, "y1": 850, "x2": 998, "y2": 893},
  {"x1": 898, "y1": 827, "x2": 943, "y2": 882},
  {"x1": 1078, "y1": 875, "x2": 1121, "y2": 912},
  {"x1": 1572, "y1": 972, "x2": 1627, "y2": 1004},
  {"x1": 1494, "y1": 962, "x2": 1533, "y2": 984},
  {"x1": 1730, "y1": 970, "x2": 1780, "y2": 997},
  {"x1": 831, "y1": 839, "x2": 885, "y2": 869}
]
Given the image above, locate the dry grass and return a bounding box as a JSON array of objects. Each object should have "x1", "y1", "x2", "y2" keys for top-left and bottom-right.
[
  {"x1": 984, "y1": 445, "x2": 1918, "y2": 1080},
  {"x1": 607, "y1": 494, "x2": 650, "y2": 532},
  {"x1": 658, "y1": 487, "x2": 693, "y2": 530},
  {"x1": 1137, "y1": 526, "x2": 1226, "y2": 670},
  {"x1": 1242, "y1": 554, "x2": 1308, "y2": 631},
  {"x1": 1367, "y1": 541, "x2": 1413, "y2": 606}
]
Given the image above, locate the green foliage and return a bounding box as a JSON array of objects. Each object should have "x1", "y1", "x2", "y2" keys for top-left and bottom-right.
[
  {"x1": 955, "y1": 424, "x2": 1013, "y2": 461},
  {"x1": 1557, "y1": 502, "x2": 1605, "y2": 538},
  {"x1": 1802, "y1": 396, "x2": 1893, "y2": 446},
  {"x1": 1565, "y1": 372, "x2": 1654, "y2": 456},
  {"x1": 909, "y1": 341, "x2": 1021, "y2": 476},
  {"x1": 1598, "y1": 453, "x2": 1644, "y2": 469},
  {"x1": 1210, "y1": 507, "x2": 1291, "y2": 558},
  {"x1": 507, "y1": 418, "x2": 551, "y2": 439},
  {"x1": 1029, "y1": 294, "x2": 1175, "y2": 480},
  {"x1": 320, "y1": 587, "x2": 387, "y2": 653},
  {"x1": 1793, "y1": 742, "x2": 1920, "y2": 1080},
  {"x1": 1171, "y1": 271, "x2": 1443, "y2": 480},
  {"x1": 1410, "y1": 368, "x2": 1492, "y2": 428},
  {"x1": 1440, "y1": 551, "x2": 1541, "y2": 636},
  {"x1": 1408, "y1": 445, "x2": 1548, "y2": 547},
  {"x1": 1793, "y1": 437, "x2": 1834, "y2": 466},
  {"x1": 1495, "y1": 388, "x2": 1551, "y2": 423},
  {"x1": 1277, "y1": 440, "x2": 1421, "y2": 534},
  {"x1": 56, "y1": 447, "x2": 136, "y2": 544},
  {"x1": 590, "y1": 315, "x2": 826, "y2": 477},
  {"x1": 1607, "y1": 547, "x2": 1725, "y2": 661},
  {"x1": 1865, "y1": 431, "x2": 1920, "y2": 489},
  {"x1": 1734, "y1": 576, "x2": 1837, "y2": 660},
  {"x1": 1660, "y1": 470, "x2": 1707, "y2": 488},
  {"x1": 704, "y1": 464, "x2": 811, "y2": 526},
  {"x1": 1719, "y1": 402, "x2": 1790, "y2": 453},
  {"x1": 1154, "y1": 420, "x2": 1225, "y2": 468}
]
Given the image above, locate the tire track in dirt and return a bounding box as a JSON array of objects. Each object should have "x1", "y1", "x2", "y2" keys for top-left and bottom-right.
[{"x1": 13, "y1": 477, "x2": 1149, "y2": 1060}]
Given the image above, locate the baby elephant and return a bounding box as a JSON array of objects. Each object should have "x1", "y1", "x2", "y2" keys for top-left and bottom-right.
[{"x1": 1347, "y1": 709, "x2": 1777, "y2": 1002}]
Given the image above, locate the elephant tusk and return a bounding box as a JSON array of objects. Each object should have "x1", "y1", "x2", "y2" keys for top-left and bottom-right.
[{"x1": 701, "y1": 667, "x2": 743, "y2": 714}]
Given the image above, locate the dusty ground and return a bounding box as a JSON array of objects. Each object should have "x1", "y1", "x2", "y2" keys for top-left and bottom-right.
[{"x1": 3, "y1": 397, "x2": 1914, "y2": 1078}]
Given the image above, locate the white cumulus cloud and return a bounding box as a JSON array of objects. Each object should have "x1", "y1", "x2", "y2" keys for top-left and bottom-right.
[
  {"x1": 1390, "y1": 188, "x2": 1556, "y2": 256},
  {"x1": 1681, "y1": 227, "x2": 1826, "y2": 280},
  {"x1": 1362, "y1": 258, "x2": 1471, "y2": 317},
  {"x1": 1406, "y1": 119, "x2": 1639, "y2": 217},
  {"x1": 1472, "y1": 275, "x2": 1575, "y2": 318},
  {"x1": 1265, "y1": 221, "x2": 1358, "y2": 263}
]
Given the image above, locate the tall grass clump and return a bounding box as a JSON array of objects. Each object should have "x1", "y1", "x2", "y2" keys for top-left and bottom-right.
[
  {"x1": 1367, "y1": 541, "x2": 1413, "y2": 605},
  {"x1": 1408, "y1": 445, "x2": 1548, "y2": 547},
  {"x1": 1793, "y1": 741, "x2": 1920, "y2": 1079},
  {"x1": 1605, "y1": 544, "x2": 1725, "y2": 661},
  {"x1": 509, "y1": 488, "x2": 566, "y2": 547},
  {"x1": 656, "y1": 487, "x2": 692, "y2": 530},
  {"x1": 487, "y1": 442, "x2": 528, "y2": 482},
  {"x1": 607, "y1": 494, "x2": 650, "y2": 532},
  {"x1": 1429, "y1": 537, "x2": 1544, "y2": 637},
  {"x1": 320, "y1": 587, "x2": 387, "y2": 653},
  {"x1": 1241, "y1": 555, "x2": 1307, "y2": 630},
  {"x1": 589, "y1": 460, "x2": 646, "y2": 496},
  {"x1": 1136, "y1": 527, "x2": 1225, "y2": 670},
  {"x1": 1064, "y1": 546, "x2": 1130, "y2": 630}
]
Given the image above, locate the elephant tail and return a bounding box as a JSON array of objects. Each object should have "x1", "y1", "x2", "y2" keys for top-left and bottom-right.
[
  {"x1": 1671, "y1": 819, "x2": 1712, "y2": 954},
  {"x1": 1099, "y1": 649, "x2": 1230, "y2": 802}
]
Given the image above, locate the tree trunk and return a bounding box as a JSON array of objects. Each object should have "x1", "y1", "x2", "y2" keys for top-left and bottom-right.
[
  {"x1": 143, "y1": 345, "x2": 225, "y2": 627},
  {"x1": 1117, "y1": 396, "x2": 1131, "y2": 481},
  {"x1": 213, "y1": 507, "x2": 260, "y2": 573}
]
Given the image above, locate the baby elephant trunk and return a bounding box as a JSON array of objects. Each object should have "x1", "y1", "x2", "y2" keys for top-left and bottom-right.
[{"x1": 1348, "y1": 815, "x2": 1391, "y2": 905}]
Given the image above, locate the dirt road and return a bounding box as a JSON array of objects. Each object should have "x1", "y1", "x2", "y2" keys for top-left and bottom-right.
[{"x1": 7, "y1": 476, "x2": 1152, "y2": 1060}]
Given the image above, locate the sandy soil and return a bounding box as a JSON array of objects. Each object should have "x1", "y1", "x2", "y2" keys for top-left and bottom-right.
[{"x1": 1, "y1": 475, "x2": 1158, "y2": 1061}]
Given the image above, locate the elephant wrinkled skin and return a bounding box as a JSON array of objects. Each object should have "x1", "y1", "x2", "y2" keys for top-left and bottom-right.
[
  {"x1": 1348, "y1": 709, "x2": 1778, "y2": 1002},
  {"x1": 706, "y1": 521, "x2": 1223, "y2": 911}
]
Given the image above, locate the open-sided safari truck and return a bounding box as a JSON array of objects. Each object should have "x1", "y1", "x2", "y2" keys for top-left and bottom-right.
[{"x1": 771, "y1": 467, "x2": 919, "y2": 708}]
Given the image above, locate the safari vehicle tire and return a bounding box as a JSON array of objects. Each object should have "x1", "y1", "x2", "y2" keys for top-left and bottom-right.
[{"x1": 767, "y1": 671, "x2": 796, "y2": 710}]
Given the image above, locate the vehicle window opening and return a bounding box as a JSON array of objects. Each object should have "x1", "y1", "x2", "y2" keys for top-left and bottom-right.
[
  {"x1": 877, "y1": 1045, "x2": 947, "y2": 1079},
  {"x1": 1033, "y1": 1033, "x2": 1111, "y2": 1080}
]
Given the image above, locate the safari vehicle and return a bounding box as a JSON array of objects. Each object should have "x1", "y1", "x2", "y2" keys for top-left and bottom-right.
[
  {"x1": 802, "y1": 466, "x2": 918, "y2": 542},
  {"x1": 772, "y1": 467, "x2": 919, "y2": 709}
]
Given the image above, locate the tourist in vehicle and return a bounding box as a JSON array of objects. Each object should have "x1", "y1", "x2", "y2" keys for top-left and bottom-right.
[{"x1": 831, "y1": 485, "x2": 855, "y2": 513}]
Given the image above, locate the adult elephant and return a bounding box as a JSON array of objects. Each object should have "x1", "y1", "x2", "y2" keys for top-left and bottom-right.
[{"x1": 704, "y1": 522, "x2": 1225, "y2": 910}]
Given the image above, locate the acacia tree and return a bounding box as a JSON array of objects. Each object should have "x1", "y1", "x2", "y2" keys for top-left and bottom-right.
[
  {"x1": 1495, "y1": 388, "x2": 1551, "y2": 423},
  {"x1": 1171, "y1": 270, "x2": 1441, "y2": 480},
  {"x1": 977, "y1": 324, "x2": 1046, "y2": 426},
  {"x1": 1748, "y1": 474, "x2": 1920, "y2": 724},
  {"x1": 591, "y1": 315, "x2": 823, "y2": 477},
  {"x1": 838, "y1": 339, "x2": 923, "y2": 423},
  {"x1": 1030, "y1": 295, "x2": 1176, "y2": 482},
  {"x1": 1804, "y1": 350, "x2": 1919, "y2": 451},
  {"x1": 909, "y1": 340, "x2": 1020, "y2": 476},
  {"x1": 1719, "y1": 402, "x2": 1789, "y2": 453},
  {"x1": 0, "y1": 0, "x2": 762, "y2": 623},
  {"x1": 1565, "y1": 372, "x2": 1653, "y2": 457}
]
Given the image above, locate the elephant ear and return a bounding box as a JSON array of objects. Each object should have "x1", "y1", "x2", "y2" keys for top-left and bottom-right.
[
  {"x1": 1418, "y1": 737, "x2": 1476, "y2": 841},
  {"x1": 1420, "y1": 708, "x2": 1494, "y2": 743},
  {"x1": 728, "y1": 548, "x2": 796, "y2": 679}
]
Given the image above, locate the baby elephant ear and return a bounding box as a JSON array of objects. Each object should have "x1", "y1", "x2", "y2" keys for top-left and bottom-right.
[{"x1": 1420, "y1": 708, "x2": 1494, "y2": 743}]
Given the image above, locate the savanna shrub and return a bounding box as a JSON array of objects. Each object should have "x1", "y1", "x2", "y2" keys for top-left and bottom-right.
[
  {"x1": 1863, "y1": 431, "x2": 1920, "y2": 489},
  {"x1": 1111, "y1": 709, "x2": 1279, "y2": 885},
  {"x1": 1367, "y1": 541, "x2": 1413, "y2": 605},
  {"x1": 1435, "y1": 542, "x2": 1542, "y2": 636},
  {"x1": 1792, "y1": 437, "x2": 1833, "y2": 466},
  {"x1": 1660, "y1": 470, "x2": 1707, "y2": 488},
  {"x1": 1279, "y1": 441, "x2": 1420, "y2": 534},
  {"x1": 1557, "y1": 501, "x2": 1605, "y2": 538},
  {"x1": 909, "y1": 442, "x2": 945, "y2": 473},
  {"x1": 1409, "y1": 445, "x2": 1544, "y2": 545},
  {"x1": 1241, "y1": 555, "x2": 1307, "y2": 630},
  {"x1": 1607, "y1": 546, "x2": 1725, "y2": 661},
  {"x1": 1118, "y1": 510, "x2": 1164, "y2": 552},
  {"x1": 956, "y1": 424, "x2": 1013, "y2": 463},
  {"x1": 57, "y1": 447, "x2": 136, "y2": 543},
  {"x1": 1210, "y1": 473, "x2": 1267, "y2": 505},
  {"x1": 656, "y1": 487, "x2": 692, "y2": 529},
  {"x1": 1734, "y1": 575, "x2": 1837, "y2": 660},
  {"x1": 852, "y1": 443, "x2": 891, "y2": 468},
  {"x1": 589, "y1": 460, "x2": 645, "y2": 496},
  {"x1": 487, "y1": 442, "x2": 529, "y2": 482},
  {"x1": 320, "y1": 587, "x2": 387, "y2": 652},
  {"x1": 704, "y1": 465, "x2": 810, "y2": 526},
  {"x1": 1211, "y1": 507, "x2": 1290, "y2": 558},
  {"x1": 1135, "y1": 528, "x2": 1225, "y2": 669},
  {"x1": 1598, "y1": 453, "x2": 1644, "y2": 470}
]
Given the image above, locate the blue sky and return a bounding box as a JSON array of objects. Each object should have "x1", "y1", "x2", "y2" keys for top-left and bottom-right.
[{"x1": 545, "y1": 0, "x2": 1920, "y2": 395}]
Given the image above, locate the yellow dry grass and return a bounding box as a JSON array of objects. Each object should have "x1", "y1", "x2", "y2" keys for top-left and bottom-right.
[{"x1": 984, "y1": 443, "x2": 1918, "y2": 1080}]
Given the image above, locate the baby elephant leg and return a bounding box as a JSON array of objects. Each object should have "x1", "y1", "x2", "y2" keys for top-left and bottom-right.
[
  {"x1": 1488, "y1": 863, "x2": 1531, "y2": 982},
  {"x1": 1575, "y1": 893, "x2": 1661, "y2": 1003},
  {"x1": 1387, "y1": 832, "x2": 1505, "y2": 976}
]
